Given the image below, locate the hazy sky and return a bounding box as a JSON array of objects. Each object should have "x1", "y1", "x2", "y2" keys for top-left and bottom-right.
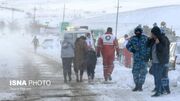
[
  {"x1": 1, "y1": 0, "x2": 180, "y2": 13},
  {"x1": 66, "y1": 0, "x2": 180, "y2": 12}
]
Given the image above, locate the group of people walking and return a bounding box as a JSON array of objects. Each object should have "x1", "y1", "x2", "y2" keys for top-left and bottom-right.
[
  {"x1": 61, "y1": 27, "x2": 119, "y2": 83},
  {"x1": 61, "y1": 32, "x2": 97, "y2": 83},
  {"x1": 61, "y1": 25, "x2": 171, "y2": 97}
]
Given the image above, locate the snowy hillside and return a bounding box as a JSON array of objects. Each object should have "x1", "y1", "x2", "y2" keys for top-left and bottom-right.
[{"x1": 72, "y1": 5, "x2": 180, "y2": 37}]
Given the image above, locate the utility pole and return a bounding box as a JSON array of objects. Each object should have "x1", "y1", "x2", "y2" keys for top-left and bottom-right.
[
  {"x1": 115, "y1": 0, "x2": 120, "y2": 37},
  {"x1": 33, "y1": 7, "x2": 37, "y2": 23},
  {"x1": 62, "y1": 3, "x2": 65, "y2": 23},
  {"x1": 61, "y1": 3, "x2": 66, "y2": 32}
]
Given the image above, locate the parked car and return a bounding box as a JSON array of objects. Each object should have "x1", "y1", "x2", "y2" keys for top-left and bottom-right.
[
  {"x1": 41, "y1": 36, "x2": 60, "y2": 49},
  {"x1": 62, "y1": 30, "x2": 95, "y2": 48},
  {"x1": 175, "y1": 42, "x2": 180, "y2": 64},
  {"x1": 41, "y1": 39, "x2": 54, "y2": 49},
  {"x1": 169, "y1": 42, "x2": 180, "y2": 70}
]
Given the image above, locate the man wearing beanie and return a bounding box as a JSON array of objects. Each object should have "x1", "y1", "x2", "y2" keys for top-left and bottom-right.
[
  {"x1": 126, "y1": 27, "x2": 150, "y2": 92},
  {"x1": 148, "y1": 26, "x2": 170, "y2": 97}
]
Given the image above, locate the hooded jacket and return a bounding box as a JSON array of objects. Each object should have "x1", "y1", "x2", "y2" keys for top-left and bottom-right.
[{"x1": 61, "y1": 34, "x2": 74, "y2": 58}]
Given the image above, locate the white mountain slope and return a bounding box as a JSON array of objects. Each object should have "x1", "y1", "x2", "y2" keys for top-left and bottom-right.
[{"x1": 72, "y1": 5, "x2": 180, "y2": 36}]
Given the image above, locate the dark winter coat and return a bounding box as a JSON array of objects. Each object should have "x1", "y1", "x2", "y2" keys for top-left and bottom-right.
[
  {"x1": 74, "y1": 37, "x2": 88, "y2": 70},
  {"x1": 86, "y1": 50, "x2": 97, "y2": 66},
  {"x1": 163, "y1": 35, "x2": 170, "y2": 63},
  {"x1": 147, "y1": 35, "x2": 170, "y2": 64},
  {"x1": 32, "y1": 37, "x2": 39, "y2": 47}
]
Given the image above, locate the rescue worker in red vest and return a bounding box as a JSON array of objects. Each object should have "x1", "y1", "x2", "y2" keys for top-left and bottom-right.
[
  {"x1": 97, "y1": 27, "x2": 120, "y2": 81},
  {"x1": 123, "y1": 34, "x2": 132, "y2": 68}
]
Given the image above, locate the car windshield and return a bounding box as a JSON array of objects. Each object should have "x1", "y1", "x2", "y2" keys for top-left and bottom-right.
[{"x1": 77, "y1": 33, "x2": 86, "y2": 38}]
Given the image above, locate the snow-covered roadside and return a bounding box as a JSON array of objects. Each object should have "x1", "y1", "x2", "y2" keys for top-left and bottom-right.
[
  {"x1": 38, "y1": 43, "x2": 180, "y2": 100},
  {"x1": 87, "y1": 60, "x2": 180, "y2": 101}
]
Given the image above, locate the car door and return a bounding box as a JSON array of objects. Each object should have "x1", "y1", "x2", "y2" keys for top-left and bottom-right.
[{"x1": 169, "y1": 42, "x2": 177, "y2": 70}]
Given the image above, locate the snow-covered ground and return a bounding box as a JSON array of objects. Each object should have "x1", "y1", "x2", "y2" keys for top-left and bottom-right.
[
  {"x1": 72, "y1": 5, "x2": 180, "y2": 37},
  {"x1": 35, "y1": 36, "x2": 180, "y2": 101},
  {"x1": 91, "y1": 60, "x2": 180, "y2": 101}
]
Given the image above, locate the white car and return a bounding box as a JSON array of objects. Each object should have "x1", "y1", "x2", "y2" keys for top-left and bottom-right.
[
  {"x1": 174, "y1": 42, "x2": 180, "y2": 63},
  {"x1": 41, "y1": 36, "x2": 60, "y2": 49},
  {"x1": 62, "y1": 30, "x2": 95, "y2": 49},
  {"x1": 169, "y1": 42, "x2": 180, "y2": 69}
]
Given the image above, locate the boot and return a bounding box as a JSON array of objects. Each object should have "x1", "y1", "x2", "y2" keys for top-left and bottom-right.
[
  {"x1": 161, "y1": 87, "x2": 166, "y2": 94},
  {"x1": 64, "y1": 76, "x2": 67, "y2": 83},
  {"x1": 88, "y1": 76, "x2": 91, "y2": 83},
  {"x1": 64, "y1": 73, "x2": 67, "y2": 83},
  {"x1": 138, "y1": 84, "x2": 143, "y2": 91},
  {"x1": 109, "y1": 75, "x2": 112, "y2": 81},
  {"x1": 80, "y1": 75, "x2": 83, "y2": 82},
  {"x1": 76, "y1": 73, "x2": 79, "y2": 82},
  {"x1": 151, "y1": 92, "x2": 161, "y2": 97},
  {"x1": 92, "y1": 74, "x2": 95, "y2": 80},
  {"x1": 68, "y1": 73, "x2": 72, "y2": 82},
  {"x1": 104, "y1": 76, "x2": 108, "y2": 81},
  {"x1": 132, "y1": 84, "x2": 139, "y2": 92},
  {"x1": 165, "y1": 86, "x2": 171, "y2": 94},
  {"x1": 152, "y1": 87, "x2": 157, "y2": 92}
]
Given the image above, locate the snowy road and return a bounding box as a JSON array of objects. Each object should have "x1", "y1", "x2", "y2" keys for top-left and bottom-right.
[
  {"x1": 0, "y1": 34, "x2": 180, "y2": 101},
  {"x1": 0, "y1": 34, "x2": 100, "y2": 101},
  {"x1": 0, "y1": 48, "x2": 142, "y2": 101},
  {"x1": 0, "y1": 40, "x2": 97, "y2": 100}
]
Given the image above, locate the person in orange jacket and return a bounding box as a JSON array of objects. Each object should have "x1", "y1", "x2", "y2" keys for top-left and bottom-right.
[
  {"x1": 123, "y1": 34, "x2": 132, "y2": 68},
  {"x1": 97, "y1": 27, "x2": 120, "y2": 81}
]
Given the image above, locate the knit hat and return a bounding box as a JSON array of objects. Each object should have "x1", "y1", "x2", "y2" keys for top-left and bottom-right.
[
  {"x1": 151, "y1": 26, "x2": 161, "y2": 37},
  {"x1": 107, "y1": 27, "x2": 113, "y2": 33},
  {"x1": 134, "y1": 27, "x2": 143, "y2": 34}
]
